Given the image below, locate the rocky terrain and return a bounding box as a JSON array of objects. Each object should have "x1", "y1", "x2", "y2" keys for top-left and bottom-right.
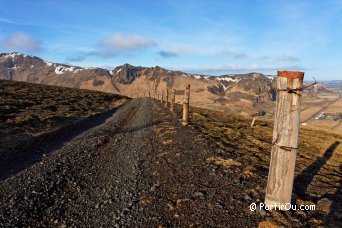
[
  {"x1": 0, "y1": 79, "x2": 126, "y2": 179},
  {"x1": 173, "y1": 103, "x2": 342, "y2": 227},
  {"x1": 1, "y1": 52, "x2": 340, "y2": 133},
  {"x1": 0, "y1": 52, "x2": 277, "y2": 115},
  {"x1": 0, "y1": 81, "x2": 341, "y2": 227}
]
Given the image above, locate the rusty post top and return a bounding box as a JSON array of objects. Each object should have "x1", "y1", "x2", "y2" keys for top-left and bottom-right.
[
  {"x1": 185, "y1": 84, "x2": 190, "y2": 89},
  {"x1": 277, "y1": 71, "x2": 304, "y2": 80}
]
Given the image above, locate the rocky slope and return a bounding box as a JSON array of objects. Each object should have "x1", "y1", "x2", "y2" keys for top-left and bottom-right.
[
  {"x1": 0, "y1": 52, "x2": 278, "y2": 116},
  {"x1": 1, "y1": 97, "x2": 340, "y2": 226},
  {"x1": 0, "y1": 53, "x2": 114, "y2": 93},
  {"x1": 0, "y1": 79, "x2": 127, "y2": 179},
  {"x1": 2, "y1": 52, "x2": 338, "y2": 118}
]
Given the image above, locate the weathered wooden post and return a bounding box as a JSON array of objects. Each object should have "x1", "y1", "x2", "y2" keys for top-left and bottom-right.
[
  {"x1": 265, "y1": 71, "x2": 304, "y2": 208},
  {"x1": 181, "y1": 84, "x2": 190, "y2": 126},
  {"x1": 157, "y1": 91, "x2": 160, "y2": 101},
  {"x1": 170, "y1": 88, "x2": 176, "y2": 112},
  {"x1": 161, "y1": 91, "x2": 164, "y2": 103},
  {"x1": 165, "y1": 88, "x2": 169, "y2": 107}
]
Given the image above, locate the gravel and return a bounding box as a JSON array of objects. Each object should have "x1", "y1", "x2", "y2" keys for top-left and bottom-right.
[{"x1": 0, "y1": 98, "x2": 262, "y2": 226}]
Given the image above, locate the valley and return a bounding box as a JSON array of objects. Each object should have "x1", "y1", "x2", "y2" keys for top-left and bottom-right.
[
  {"x1": 2, "y1": 1, "x2": 341, "y2": 227},
  {"x1": 1, "y1": 52, "x2": 340, "y2": 134},
  {"x1": 0, "y1": 80, "x2": 340, "y2": 226}
]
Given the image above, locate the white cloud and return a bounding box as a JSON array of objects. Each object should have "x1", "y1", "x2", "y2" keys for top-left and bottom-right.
[
  {"x1": 159, "y1": 50, "x2": 178, "y2": 58},
  {"x1": 254, "y1": 55, "x2": 300, "y2": 62},
  {"x1": 96, "y1": 33, "x2": 156, "y2": 57},
  {"x1": 158, "y1": 45, "x2": 192, "y2": 57},
  {"x1": 0, "y1": 32, "x2": 41, "y2": 51},
  {"x1": 210, "y1": 50, "x2": 248, "y2": 59},
  {"x1": 275, "y1": 55, "x2": 300, "y2": 62},
  {"x1": 0, "y1": 17, "x2": 44, "y2": 26},
  {"x1": 171, "y1": 64, "x2": 307, "y2": 74}
]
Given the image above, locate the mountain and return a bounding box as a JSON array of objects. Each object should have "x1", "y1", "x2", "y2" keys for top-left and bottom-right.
[
  {"x1": 0, "y1": 53, "x2": 113, "y2": 92},
  {"x1": 1, "y1": 52, "x2": 278, "y2": 116}
]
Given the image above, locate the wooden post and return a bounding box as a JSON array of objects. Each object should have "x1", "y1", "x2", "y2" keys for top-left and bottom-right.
[
  {"x1": 171, "y1": 88, "x2": 176, "y2": 112},
  {"x1": 161, "y1": 91, "x2": 164, "y2": 103},
  {"x1": 165, "y1": 88, "x2": 169, "y2": 107},
  {"x1": 148, "y1": 91, "x2": 151, "y2": 98},
  {"x1": 157, "y1": 91, "x2": 160, "y2": 101},
  {"x1": 265, "y1": 71, "x2": 304, "y2": 208},
  {"x1": 181, "y1": 84, "x2": 190, "y2": 126}
]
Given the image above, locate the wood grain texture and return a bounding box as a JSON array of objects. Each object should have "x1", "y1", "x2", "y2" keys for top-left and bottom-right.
[
  {"x1": 251, "y1": 117, "x2": 256, "y2": 127},
  {"x1": 165, "y1": 88, "x2": 169, "y2": 107},
  {"x1": 182, "y1": 84, "x2": 190, "y2": 126},
  {"x1": 265, "y1": 72, "x2": 304, "y2": 207},
  {"x1": 171, "y1": 88, "x2": 176, "y2": 112}
]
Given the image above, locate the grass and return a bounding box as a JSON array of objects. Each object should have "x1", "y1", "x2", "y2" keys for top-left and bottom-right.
[
  {"x1": 0, "y1": 80, "x2": 126, "y2": 172},
  {"x1": 0, "y1": 80, "x2": 125, "y2": 137},
  {"x1": 173, "y1": 103, "x2": 342, "y2": 227},
  {"x1": 1, "y1": 79, "x2": 341, "y2": 226}
]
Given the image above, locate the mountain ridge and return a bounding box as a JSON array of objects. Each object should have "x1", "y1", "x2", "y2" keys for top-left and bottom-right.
[{"x1": 1, "y1": 52, "x2": 333, "y2": 117}]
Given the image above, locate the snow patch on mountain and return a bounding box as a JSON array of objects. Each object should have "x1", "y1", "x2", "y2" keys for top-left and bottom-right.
[
  {"x1": 219, "y1": 81, "x2": 227, "y2": 91},
  {"x1": 74, "y1": 69, "x2": 82, "y2": 74},
  {"x1": 9, "y1": 53, "x2": 18, "y2": 59},
  {"x1": 219, "y1": 77, "x2": 240, "y2": 83},
  {"x1": 54, "y1": 65, "x2": 75, "y2": 75}
]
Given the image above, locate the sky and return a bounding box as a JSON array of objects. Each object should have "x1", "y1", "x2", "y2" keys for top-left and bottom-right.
[{"x1": 0, "y1": 0, "x2": 341, "y2": 80}]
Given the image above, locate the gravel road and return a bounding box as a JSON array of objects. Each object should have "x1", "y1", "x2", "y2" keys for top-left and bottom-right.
[{"x1": 0, "y1": 98, "x2": 262, "y2": 227}]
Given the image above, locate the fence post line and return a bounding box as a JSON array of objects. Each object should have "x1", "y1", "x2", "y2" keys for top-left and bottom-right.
[
  {"x1": 181, "y1": 84, "x2": 190, "y2": 126},
  {"x1": 265, "y1": 71, "x2": 304, "y2": 209},
  {"x1": 171, "y1": 88, "x2": 176, "y2": 112},
  {"x1": 165, "y1": 88, "x2": 169, "y2": 107},
  {"x1": 161, "y1": 90, "x2": 164, "y2": 103}
]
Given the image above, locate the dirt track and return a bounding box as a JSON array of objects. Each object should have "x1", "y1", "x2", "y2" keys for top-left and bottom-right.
[{"x1": 0, "y1": 98, "x2": 265, "y2": 226}]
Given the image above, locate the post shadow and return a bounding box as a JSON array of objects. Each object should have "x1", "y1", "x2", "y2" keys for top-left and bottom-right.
[
  {"x1": 326, "y1": 164, "x2": 342, "y2": 225},
  {"x1": 293, "y1": 141, "x2": 340, "y2": 200}
]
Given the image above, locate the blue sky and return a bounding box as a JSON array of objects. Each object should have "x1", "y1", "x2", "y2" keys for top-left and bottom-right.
[{"x1": 0, "y1": 0, "x2": 341, "y2": 80}]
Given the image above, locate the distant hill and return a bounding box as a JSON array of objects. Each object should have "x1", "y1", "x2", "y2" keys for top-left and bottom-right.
[
  {"x1": 324, "y1": 80, "x2": 342, "y2": 90},
  {"x1": 0, "y1": 52, "x2": 337, "y2": 117}
]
